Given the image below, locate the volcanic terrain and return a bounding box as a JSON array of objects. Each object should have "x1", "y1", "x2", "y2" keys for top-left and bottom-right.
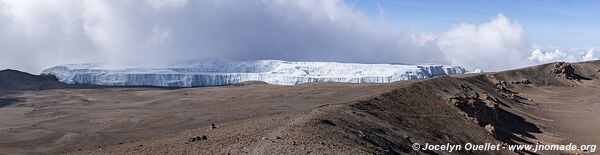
[{"x1": 1, "y1": 61, "x2": 599, "y2": 154}]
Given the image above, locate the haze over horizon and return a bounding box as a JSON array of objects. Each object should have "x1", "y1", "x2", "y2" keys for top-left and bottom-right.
[{"x1": 1, "y1": 0, "x2": 599, "y2": 74}]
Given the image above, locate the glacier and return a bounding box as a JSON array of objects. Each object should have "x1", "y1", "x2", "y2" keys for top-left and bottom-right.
[{"x1": 41, "y1": 59, "x2": 467, "y2": 87}]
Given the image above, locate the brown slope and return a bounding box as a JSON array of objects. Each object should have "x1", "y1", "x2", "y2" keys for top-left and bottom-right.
[
  {"x1": 0, "y1": 82, "x2": 398, "y2": 154},
  {"x1": 2, "y1": 60, "x2": 599, "y2": 155},
  {"x1": 68, "y1": 75, "x2": 514, "y2": 154},
  {"x1": 72, "y1": 60, "x2": 600, "y2": 155}
]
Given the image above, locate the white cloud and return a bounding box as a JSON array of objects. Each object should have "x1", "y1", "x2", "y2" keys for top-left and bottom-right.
[
  {"x1": 438, "y1": 14, "x2": 533, "y2": 71},
  {"x1": 582, "y1": 48, "x2": 598, "y2": 61},
  {"x1": 0, "y1": 0, "x2": 447, "y2": 73},
  {"x1": 0, "y1": 0, "x2": 589, "y2": 74},
  {"x1": 529, "y1": 49, "x2": 568, "y2": 62},
  {"x1": 529, "y1": 48, "x2": 599, "y2": 63},
  {"x1": 145, "y1": 0, "x2": 187, "y2": 10},
  {"x1": 0, "y1": 0, "x2": 98, "y2": 72}
]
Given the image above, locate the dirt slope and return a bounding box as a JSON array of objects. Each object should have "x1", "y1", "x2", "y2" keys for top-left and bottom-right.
[
  {"x1": 1, "y1": 61, "x2": 599, "y2": 155},
  {"x1": 75, "y1": 61, "x2": 599, "y2": 155}
]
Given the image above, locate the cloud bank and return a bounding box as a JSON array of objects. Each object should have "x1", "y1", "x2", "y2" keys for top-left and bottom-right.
[
  {"x1": 438, "y1": 14, "x2": 533, "y2": 70},
  {"x1": 0, "y1": 0, "x2": 595, "y2": 73},
  {"x1": 529, "y1": 48, "x2": 600, "y2": 63}
]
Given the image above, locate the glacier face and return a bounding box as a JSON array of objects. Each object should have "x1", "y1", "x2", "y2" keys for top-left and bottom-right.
[{"x1": 41, "y1": 59, "x2": 467, "y2": 87}]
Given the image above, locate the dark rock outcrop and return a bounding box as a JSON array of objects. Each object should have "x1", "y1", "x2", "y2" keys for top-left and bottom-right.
[{"x1": 551, "y1": 62, "x2": 591, "y2": 81}]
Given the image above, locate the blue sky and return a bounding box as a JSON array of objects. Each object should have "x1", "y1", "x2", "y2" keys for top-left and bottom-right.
[{"x1": 348, "y1": 0, "x2": 600, "y2": 48}]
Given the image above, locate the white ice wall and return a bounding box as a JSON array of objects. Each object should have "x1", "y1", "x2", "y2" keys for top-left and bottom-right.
[{"x1": 41, "y1": 59, "x2": 467, "y2": 87}]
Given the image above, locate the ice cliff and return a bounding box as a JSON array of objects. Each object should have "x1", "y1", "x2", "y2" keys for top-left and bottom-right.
[{"x1": 41, "y1": 59, "x2": 467, "y2": 87}]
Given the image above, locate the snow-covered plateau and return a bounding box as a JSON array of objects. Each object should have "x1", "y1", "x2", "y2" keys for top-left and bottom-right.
[{"x1": 41, "y1": 59, "x2": 468, "y2": 87}]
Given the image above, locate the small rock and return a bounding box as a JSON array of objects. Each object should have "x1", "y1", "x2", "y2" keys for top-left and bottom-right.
[
  {"x1": 276, "y1": 136, "x2": 282, "y2": 139},
  {"x1": 484, "y1": 124, "x2": 495, "y2": 135},
  {"x1": 210, "y1": 124, "x2": 217, "y2": 129},
  {"x1": 404, "y1": 136, "x2": 413, "y2": 144},
  {"x1": 358, "y1": 130, "x2": 365, "y2": 137},
  {"x1": 188, "y1": 135, "x2": 207, "y2": 142},
  {"x1": 511, "y1": 79, "x2": 531, "y2": 85},
  {"x1": 318, "y1": 118, "x2": 336, "y2": 126},
  {"x1": 189, "y1": 136, "x2": 201, "y2": 142},
  {"x1": 496, "y1": 81, "x2": 507, "y2": 91}
]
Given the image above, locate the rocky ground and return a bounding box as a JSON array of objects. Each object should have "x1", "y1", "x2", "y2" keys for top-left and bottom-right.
[{"x1": 1, "y1": 61, "x2": 599, "y2": 154}]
